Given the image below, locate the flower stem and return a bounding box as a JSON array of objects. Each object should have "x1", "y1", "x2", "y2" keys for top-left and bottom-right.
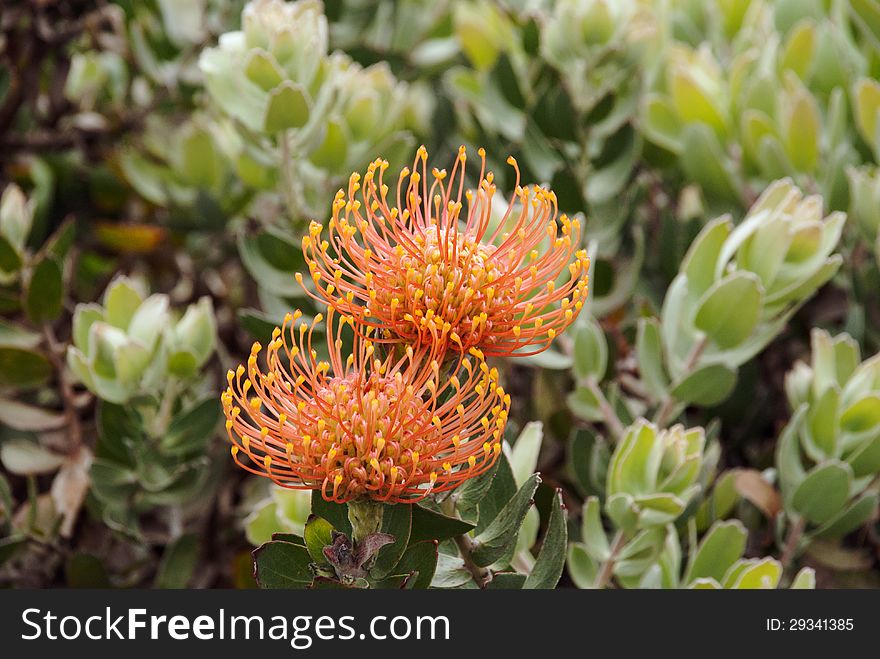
[
  {"x1": 442, "y1": 496, "x2": 491, "y2": 588},
  {"x1": 347, "y1": 497, "x2": 384, "y2": 544}
]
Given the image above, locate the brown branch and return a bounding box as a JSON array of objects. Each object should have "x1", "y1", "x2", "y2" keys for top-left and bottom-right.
[
  {"x1": 453, "y1": 533, "x2": 492, "y2": 589},
  {"x1": 780, "y1": 515, "x2": 807, "y2": 571},
  {"x1": 42, "y1": 324, "x2": 83, "y2": 452},
  {"x1": 593, "y1": 531, "x2": 626, "y2": 589}
]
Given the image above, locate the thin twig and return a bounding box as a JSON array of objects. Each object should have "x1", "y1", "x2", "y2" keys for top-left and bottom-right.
[
  {"x1": 585, "y1": 377, "x2": 626, "y2": 441},
  {"x1": 442, "y1": 497, "x2": 492, "y2": 588},
  {"x1": 594, "y1": 531, "x2": 626, "y2": 589},
  {"x1": 454, "y1": 533, "x2": 492, "y2": 588},
  {"x1": 653, "y1": 336, "x2": 709, "y2": 428},
  {"x1": 780, "y1": 516, "x2": 807, "y2": 570},
  {"x1": 42, "y1": 324, "x2": 82, "y2": 451}
]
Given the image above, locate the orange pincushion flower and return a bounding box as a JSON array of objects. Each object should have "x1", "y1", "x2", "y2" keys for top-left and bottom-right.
[
  {"x1": 221, "y1": 309, "x2": 509, "y2": 503},
  {"x1": 297, "y1": 145, "x2": 590, "y2": 357}
]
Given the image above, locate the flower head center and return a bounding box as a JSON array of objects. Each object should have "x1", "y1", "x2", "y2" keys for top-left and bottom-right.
[
  {"x1": 377, "y1": 231, "x2": 517, "y2": 346},
  {"x1": 297, "y1": 372, "x2": 431, "y2": 496}
]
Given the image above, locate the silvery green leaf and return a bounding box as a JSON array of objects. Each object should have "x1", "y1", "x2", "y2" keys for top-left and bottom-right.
[
  {"x1": 566, "y1": 543, "x2": 598, "y2": 589},
  {"x1": 670, "y1": 362, "x2": 737, "y2": 406},
  {"x1": 693, "y1": 272, "x2": 763, "y2": 350},
  {"x1": 684, "y1": 519, "x2": 747, "y2": 585},
  {"x1": 791, "y1": 461, "x2": 852, "y2": 524},
  {"x1": 510, "y1": 421, "x2": 543, "y2": 488},
  {"x1": 723, "y1": 557, "x2": 782, "y2": 589},
  {"x1": 581, "y1": 496, "x2": 611, "y2": 561},
  {"x1": 573, "y1": 318, "x2": 608, "y2": 382},
  {"x1": 636, "y1": 317, "x2": 668, "y2": 400},
  {"x1": 0, "y1": 438, "x2": 65, "y2": 476}
]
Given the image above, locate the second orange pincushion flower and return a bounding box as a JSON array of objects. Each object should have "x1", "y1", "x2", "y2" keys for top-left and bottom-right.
[
  {"x1": 297, "y1": 146, "x2": 590, "y2": 357},
  {"x1": 222, "y1": 309, "x2": 509, "y2": 504}
]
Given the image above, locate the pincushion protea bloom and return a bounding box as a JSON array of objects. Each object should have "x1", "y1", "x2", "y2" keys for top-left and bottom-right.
[
  {"x1": 221, "y1": 309, "x2": 509, "y2": 503},
  {"x1": 296, "y1": 145, "x2": 590, "y2": 357}
]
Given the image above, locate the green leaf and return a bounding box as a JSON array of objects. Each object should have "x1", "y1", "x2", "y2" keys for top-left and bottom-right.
[
  {"x1": 304, "y1": 515, "x2": 334, "y2": 564},
  {"x1": 471, "y1": 473, "x2": 540, "y2": 568},
  {"x1": 0, "y1": 347, "x2": 52, "y2": 389},
  {"x1": 488, "y1": 572, "x2": 527, "y2": 589},
  {"x1": 510, "y1": 421, "x2": 543, "y2": 488},
  {"x1": 523, "y1": 488, "x2": 567, "y2": 589},
  {"x1": 670, "y1": 362, "x2": 737, "y2": 406},
  {"x1": 181, "y1": 128, "x2": 221, "y2": 189},
  {"x1": 244, "y1": 49, "x2": 285, "y2": 91},
  {"x1": 0, "y1": 318, "x2": 42, "y2": 348},
  {"x1": 845, "y1": 434, "x2": 880, "y2": 478},
  {"x1": 310, "y1": 491, "x2": 351, "y2": 535},
  {"x1": 681, "y1": 124, "x2": 741, "y2": 203},
  {"x1": 474, "y1": 452, "x2": 517, "y2": 533},
  {"x1": 410, "y1": 505, "x2": 475, "y2": 543},
  {"x1": 791, "y1": 461, "x2": 852, "y2": 524},
  {"x1": 693, "y1": 272, "x2": 763, "y2": 349},
  {"x1": 89, "y1": 459, "x2": 138, "y2": 504},
  {"x1": 670, "y1": 69, "x2": 726, "y2": 135},
  {"x1": 573, "y1": 320, "x2": 608, "y2": 382},
  {"x1": 684, "y1": 520, "x2": 747, "y2": 585},
  {"x1": 244, "y1": 500, "x2": 283, "y2": 546},
  {"x1": 0, "y1": 438, "x2": 65, "y2": 475},
  {"x1": 607, "y1": 421, "x2": 659, "y2": 496},
  {"x1": 451, "y1": 456, "x2": 499, "y2": 521},
  {"x1": 680, "y1": 217, "x2": 731, "y2": 297},
  {"x1": 566, "y1": 543, "x2": 598, "y2": 588},
  {"x1": 567, "y1": 428, "x2": 604, "y2": 497},
  {"x1": 854, "y1": 77, "x2": 880, "y2": 148},
  {"x1": 790, "y1": 567, "x2": 816, "y2": 589},
  {"x1": 431, "y1": 553, "x2": 474, "y2": 588},
  {"x1": 803, "y1": 386, "x2": 840, "y2": 461},
  {"x1": 566, "y1": 385, "x2": 604, "y2": 422},
  {"x1": 253, "y1": 540, "x2": 313, "y2": 589},
  {"x1": 103, "y1": 277, "x2": 143, "y2": 329},
  {"x1": 96, "y1": 401, "x2": 140, "y2": 466},
  {"x1": 784, "y1": 85, "x2": 820, "y2": 172},
  {"x1": 695, "y1": 471, "x2": 739, "y2": 530},
  {"x1": 585, "y1": 130, "x2": 639, "y2": 205},
  {"x1": 580, "y1": 496, "x2": 610, "y2": 561},
  {"x1": 155, "y1": 533, "x2": 200, "y2": 589},
  {"x1": 371, "y1": 503, "x2": 412, "y2": 579},
  {"x1": 636, "y1": 317, "x2": 668, "y2": 399},
  {"x1": 237, "y1": 232, "x2": 302, "y2": 298},
  {"x1": 160, "y1": 397, "x2": 221, "y2": 456},
  {"x1": 0, "y1": 397, "x2": 64, "y2": 431},
  {"x1": 776, "y1": 406, "x2": 807, "y2": 505},
  {"x1": 0, "y1": 236, "x2": 22, "y2": 273},
  {"x1": 394, "y1": 540, "x2": 438, "y2": 590},
  {"x1": 839, "y1": 395, "x2": 880, "y2": 433},
  {"x1": 264, "y1": 82, "x2": 311, "y2": 133},
  {"x1": 310, "y1": 119, "x2": 348, "y2": 169},
  {"x1": 813, "y1": 491, "x2": 879, "y2": 539},
  {"x1": 642, "y1": 94, "x2": 683, "y2": 152},
  {"x1": 725, "y1": 558, "x2": 782, "y2": 589}
]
